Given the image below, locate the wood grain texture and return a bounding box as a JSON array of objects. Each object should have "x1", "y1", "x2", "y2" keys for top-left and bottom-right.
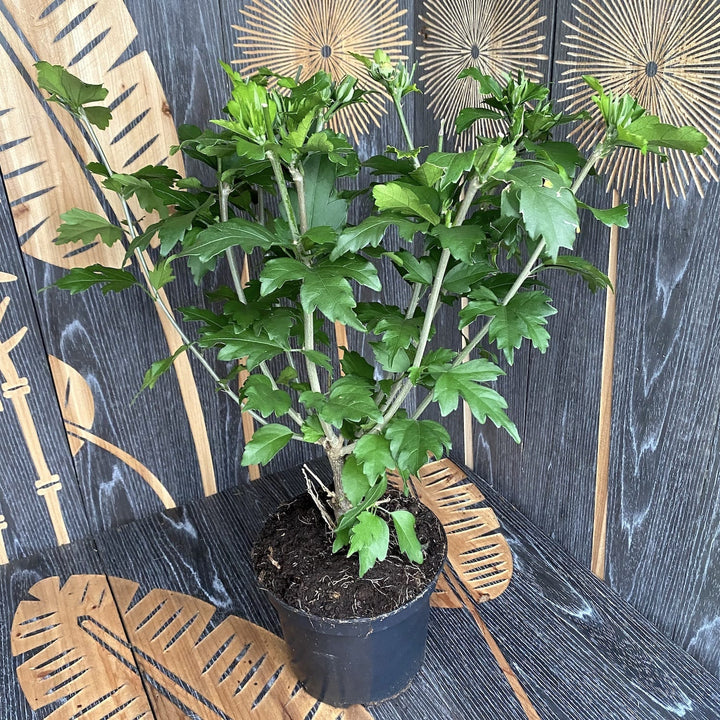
[
  {"x1": 0, "y1": 184, "x2": 90, "y2": 562},
  {"x1": 0, "y1": 0, "x2": 718, "y2": 684},
  {"x1": 591, "y1": 190, "x2": 619, "y2": 579},
  {"x1": 552, "y1": 0, "x2": 720, "y2": 676},
  {"x1": 0, "y1": 539, "x2": 107, "y2": 717},
  {"x1": 12, "y1": 573, "x2": 369, "y2": 719},
  {"x1": 0, "y1": 0, "x2": 220, "y2": 499},
  {"x1": 92, "y1": 462, "x2": 530, "y2": 720},
  {"x1": 605, "y1": 186, "x2": 720, "y2": 676},
  {"x1": 472, "y1": 463, "x2": 720, "y2": 719},
  {"x1": 1, "y1": 459, "x2": 718, "y2": 717}
]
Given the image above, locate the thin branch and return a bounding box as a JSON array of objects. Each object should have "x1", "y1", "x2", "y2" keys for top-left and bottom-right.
[{"x1": 78, "y1": 111, "x2": 271, "y2": 428}]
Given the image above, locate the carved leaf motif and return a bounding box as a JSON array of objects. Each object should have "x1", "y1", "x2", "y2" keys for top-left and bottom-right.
[
  {"x1": 0, "y1": 0, "x2": 218, "y2": 496},
  {"x1": 12, "y1": 575, "x2": 373, "y2": 720},
  {"x1": 47, "y1": 355, "x2": 95, "y2": 456},
  {"x1": 0, "y1": 0, "x2": 183, "y2": 268},
  {"x1": 389, "y1": 458, "x2": 513, "y2": 605},
  {"x1": 11, "y1": 575, "x2": 152, "y2": 718}
]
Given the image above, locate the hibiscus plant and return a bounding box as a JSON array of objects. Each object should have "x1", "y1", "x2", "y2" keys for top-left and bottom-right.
[{"x1": 36, "y1": 52, "x2": 706, "y2": 576}]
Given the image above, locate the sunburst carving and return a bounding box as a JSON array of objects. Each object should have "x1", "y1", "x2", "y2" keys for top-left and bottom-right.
[
  {"x1": 417, "y1": 0, "x2": 548, "y2": 148},
  {"x1": 232, "y1": 0, "x2": 410, "y2": 141},
  {"x1": 559, "y1": 0, "x2": 720, "y2": 205}
]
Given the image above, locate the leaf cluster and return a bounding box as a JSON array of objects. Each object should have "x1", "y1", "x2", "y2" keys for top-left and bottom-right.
[{"x1": 40, "y1": 60, "x2": 707, "y2": 578}]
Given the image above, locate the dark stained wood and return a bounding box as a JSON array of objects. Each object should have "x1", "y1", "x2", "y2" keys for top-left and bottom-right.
[
  {"x1": 0, "y1": 539, "x2": 109, "y2": 718},
  {"x1": 471, "y1": 460, "x2": 720, "y2": 719},
  {"x1": 2, "y1": 458, "x2": 713, "y2": 718},
  {"x1": 550, "y1": 0, "x2": 720, "y2": 676},
  {"x1": 605, "y1": 186, "x2": 720, "y2": 676},
  {"x1": 0, "y1": 183, "x2": 90, "y2": 561},
  {"x1": 0, "y1": 0, "x2": 719, "y2": 684},
  {"x1": 91, "y1": 461, "x2": 529, "y2": 720}
]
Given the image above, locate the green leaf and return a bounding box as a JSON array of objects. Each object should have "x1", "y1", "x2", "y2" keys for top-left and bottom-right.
[
  {"x1": 138, "y1": 344, "x2": 189, "y2": 393},
  {"x1": 147, "y1": 257, "x2": 175, "y2": 290},
  {"x1": 528, "y1": 141, "x2": 586, "y2": 178},
  {"x1": 503, "y1": 163, "x2": 579, "y2": 259},
  {"x1": 300, "y1": 258, "x2": 381, "y2": 330},
  {"x1": 102, "y1": 174, "x2": 167, "y2": 215},
  {"x1": 353, "y1": 434, "x2": 395, "y2": 482},
  {"x1": 299, "y1": 153, "x2": 348, "y2": 230},
  {"x1": 409, "y1": 162, "x2": 445, "y2": 187},
  {"x1": 241, "y1": 423, "x2": 294, "y2": 465},
  {"x1": 623, "y1": 115, "x2": 707, "y2": 155},
  {"x1": 432, "y1": 225, "x2": 486, "y2": 263},
  {"x1": 35, "y1": 61, "x2": 109, "y2": 110},
  {"x1": 242, "y1": 375, "x2": 292, "y2": 418},
  {"x1": 426, "y1": 150, "x2": 478, "y2": 189},
  {"x1": 372, "y1": 315, "x2": 424, "y2": 370},
  {"x1": 388, "y1": 250, "x2": 435, "y2": 285},
  {"x1": 334, "y1": 476, "x2": 388, "y2": 552},
  {"x1": 53, "y1": 266, "x2": 138, "y2": 295},
  {"x1": 301, "y1": 415, "x2": 325, "y2": 443},
  {"x1": 340, "y1": 351, "x2": 375, "y2": 381},
  {"x1": 83, "y1": 105, "x2": 113, "y2": 130},
  {"x1": 542, "y1": 256, "x2": 612, "y2": 293},
  {"x1": 431, "y1": 360, "x2": 520, "y2": 443},
  {"x1": 259, "y1": 258, "x2": 307, "y2": 295},
  {"x1": 364, "y1": 150, "x2": 416, "y2": 173},
  {"x1": 461, "y1": 288, "x2": 556, "y2": 364},
  {"x1": 385, "y1": 418, "x2": 452, "y2": 478},
  {"x1": 300, "y1": 349, "x2": 334, "y2": 373},
  {"x1": 342, "y1": 455, "x2": 372, "y2": 506},
  {"x1": 155, "y1": 208, "x2": 202, "y2": 255},
  {"x1": 319, "y1": 376, "x2": 383, "y2": 427},
  {"x1": 56, "y1": 209, "x2": 124, "y2": 247},
  {"x1": 200, "y1": 327, "x2": 288, "y2": 370},
  {"x1": 348, "y1": 511, "x2": 390, "y2": 577},
  {"x1": 373, "y1": 182, "x2": 441, "y2": 225},
  {"x1": 302, "y1": 226, "x2": 338, "y2": 247},
  {"x1": 578, "y1": 201, "x2": 629, "y2": 228},
  {"x1": 330, "y1": 215, "x2": 394, "y2": 260},
  {"x1": 390, "y1": 510, "x2": 424, "y2": 564},
  {"x1": 442, "y1": 261, "x2": 495, "y2": 294},
  {"x1": 457, "y1": 68, "x2": 503, "y2": 97},
  {"x1": 182, "y1": 218, "x2": 279, "y2": 262},
  {"x1": 455, "y1": 107, "x2": 503, "y2": 132}
]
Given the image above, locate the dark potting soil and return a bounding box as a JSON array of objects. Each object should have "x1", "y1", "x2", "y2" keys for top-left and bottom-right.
[{"x1": 252, "y1": 492, "x2": 446, "y2": 620}]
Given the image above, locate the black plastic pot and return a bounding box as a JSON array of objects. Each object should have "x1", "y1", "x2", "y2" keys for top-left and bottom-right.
[{"x1": 264, "y1": 560, "x2": 443, "y2": 706}]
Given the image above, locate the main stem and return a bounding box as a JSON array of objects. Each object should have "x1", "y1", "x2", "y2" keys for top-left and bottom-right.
[{"x1": 374, "y1": 175, "x2": 482, "y2": 431}]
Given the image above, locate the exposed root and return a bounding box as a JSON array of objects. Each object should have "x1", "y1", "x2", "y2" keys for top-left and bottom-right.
[{"x1": 303, "y1": 464, "x2": 336, "y2": 532}]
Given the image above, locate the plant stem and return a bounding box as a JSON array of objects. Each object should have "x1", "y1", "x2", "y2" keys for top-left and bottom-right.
[
  {"x1": 392, "y1": 90, "x2": 420, "y2": 169},
  {"x1": 374, "y1": 174, "x2": 482, "y2": 431},
  {"x1": 284, "y1": 158, "x2": 338, "y2": 446},
  {"x1": 411, "y1": 144, "x2": 608, "y2": 421},
  {"x1": 289, "y1": 164, "x2": 308, "y2": 234},
  {"x1": 217, "y1": 179, "x2": 305, "y2": 428},
  {"x1": 265, "y1": 150, "x2": 301, "y2": 243},
  {"x1": 404, "y1": 282, "x2": 424, "y2": 319},
  {"x1": 77, "y1": 111, "x2": 272, "y2": 429}
]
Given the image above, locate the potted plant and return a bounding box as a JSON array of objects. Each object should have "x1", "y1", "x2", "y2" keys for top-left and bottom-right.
[{"x1": 36, "y1": 52, "x2": 706, "y2": 706}]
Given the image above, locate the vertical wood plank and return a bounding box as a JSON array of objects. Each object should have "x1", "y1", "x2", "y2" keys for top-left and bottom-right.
[
  {"x1": 0, "y1": 183, "x2": 90, "y2": 561},
  {"x1": 590, "y1": 189, "x2": 620, "y2": 579},
  {"x1": 606, "y1": 187, "x2": 720, "y2": 676}
]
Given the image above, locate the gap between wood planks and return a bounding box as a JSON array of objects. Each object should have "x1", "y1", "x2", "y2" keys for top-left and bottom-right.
[{"x1": 591, "y1": 190, "x2": 620, "y2": 579}]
